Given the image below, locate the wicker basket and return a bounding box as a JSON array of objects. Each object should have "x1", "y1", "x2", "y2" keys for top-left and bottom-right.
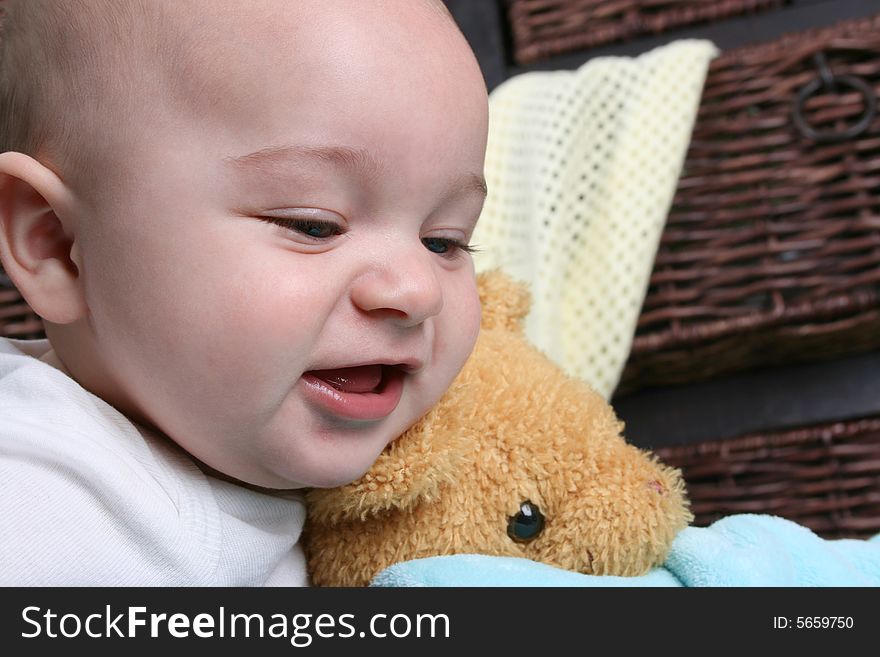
[
  {"x1": 0, "y1": 274, "x2": 43, "y2": 339},
  {"x1": 505, "y1": 0, "x2": 786, "y2": 65},
  {"x1": 618, "y1": 13, "x2": 880, "y2": 394},
  {"x1": 655, "y1": 415, "x2": 880, "y2": 539}
]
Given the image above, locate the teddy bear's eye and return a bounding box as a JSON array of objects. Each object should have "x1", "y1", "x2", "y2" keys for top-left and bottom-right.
[{"x1": 507, "y1": 500, "x2": 545, "y2": 542}]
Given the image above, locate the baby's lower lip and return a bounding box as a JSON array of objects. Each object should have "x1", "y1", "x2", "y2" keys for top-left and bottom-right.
[{"x1": 300, "y1": 366, "x2": 405, "y2": 421}]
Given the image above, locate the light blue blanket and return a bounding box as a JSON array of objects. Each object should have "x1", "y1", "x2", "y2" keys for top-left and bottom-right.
[{"x1": 370, "y1": 514, "x2": 880, "y2": 587}]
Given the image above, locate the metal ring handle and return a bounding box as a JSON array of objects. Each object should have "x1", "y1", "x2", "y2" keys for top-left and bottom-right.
[{"x1": 792, "y1": 72, "x2": 877, "y2": 144}]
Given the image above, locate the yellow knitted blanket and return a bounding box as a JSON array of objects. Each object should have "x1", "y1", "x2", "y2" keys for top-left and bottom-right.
[{"x1": 473, "y1": 40, "x2": 718, "y2": 398}]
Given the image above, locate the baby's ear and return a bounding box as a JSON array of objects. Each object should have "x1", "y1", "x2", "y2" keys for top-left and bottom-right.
[
  {"x1": 306, "y1": 387, "x2": 471, "y2": 524},
  {"x1": 0, "y1": 152, "x2": 86, "y2": 325},
  {"x1": 477, "y1": 269, "x2": 531, "y2": 333}
]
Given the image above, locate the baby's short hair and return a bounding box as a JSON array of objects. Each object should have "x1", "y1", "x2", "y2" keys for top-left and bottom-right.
[{"x1": 0, "y1": 0, "x2": 176, "y2": 183}]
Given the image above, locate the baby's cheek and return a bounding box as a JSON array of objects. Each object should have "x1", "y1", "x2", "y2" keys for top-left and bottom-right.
[
  {"x1": 451, "y1": 277, "x2": 482, "y2": 359},
  {"x1": 420, "y1": 279, "x2": 480, "y2": 402}
]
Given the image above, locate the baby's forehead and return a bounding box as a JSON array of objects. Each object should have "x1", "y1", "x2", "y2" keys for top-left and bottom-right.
[
  {"x1": 6, "y1": 0, "x2": 478, "y2": 194},
  {"x1": 129, "y1": 1, "x2": 473, "y2": 135},
  {"x1": 104, "y1": 1, "x2": 461, "y2": 115},
  {"x1": 20, "y1": 0, "x2": 461, "y2": 108}
]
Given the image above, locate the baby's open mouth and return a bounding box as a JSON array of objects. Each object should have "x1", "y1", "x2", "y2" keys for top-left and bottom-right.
[
  {"x1": 306, "y1": 364, "x2": 391, "y2": 394},
  {"x1": 301, "y1": 364, "x2": 406, "y2": 421}
]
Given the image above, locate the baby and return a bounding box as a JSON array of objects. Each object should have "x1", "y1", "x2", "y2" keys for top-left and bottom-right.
[{"x1": 0, "y1": 0, "x2": 488, "y2": 585}]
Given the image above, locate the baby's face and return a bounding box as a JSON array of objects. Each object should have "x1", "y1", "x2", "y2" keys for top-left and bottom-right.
[{"x1": 66, "y1": 1, "x2": 488, "y2": 488}]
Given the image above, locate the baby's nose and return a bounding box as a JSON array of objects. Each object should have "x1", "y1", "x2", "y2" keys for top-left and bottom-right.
[{"x1": 350, "y1": 255, "x2": 444, "y2": 327}]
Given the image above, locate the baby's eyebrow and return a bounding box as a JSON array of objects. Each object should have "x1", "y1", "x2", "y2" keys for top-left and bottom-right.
[
  {"x1": 455, "y1": 171, "x2": 489, "y2": 201},
  {"x1": 225, "y1": 144, "x2": 385, "y2": 182},
  {"x1": 225, "y1": 143, "x2": 487, "y2": 201}
]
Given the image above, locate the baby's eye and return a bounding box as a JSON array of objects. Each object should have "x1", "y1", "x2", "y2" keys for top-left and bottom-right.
[
  {"x1": 261, "y1": 217, "x2": 342, "y2": 239},
  {"x1": 421, "y1": 237, "x2": 476, "y2": 259}
]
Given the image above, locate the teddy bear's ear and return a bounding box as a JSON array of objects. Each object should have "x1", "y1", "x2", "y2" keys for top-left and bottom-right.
[
  {"x1": 477, "y1": 269, "x2": 531, "y2": 333},
  {"x1": 306, "y1": 388, "x2": 471, "y2": 524}
]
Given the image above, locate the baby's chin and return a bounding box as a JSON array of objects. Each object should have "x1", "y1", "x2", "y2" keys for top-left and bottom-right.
[
  {"x1": 206, "y1": 466, "x2": 364, "y2": 492},
  {"x1": 260, "y1": 437, "x2": 391, "y2": 490},
  {"x1": 276, "y1": 461, "x2": 376, "y2": 491}
]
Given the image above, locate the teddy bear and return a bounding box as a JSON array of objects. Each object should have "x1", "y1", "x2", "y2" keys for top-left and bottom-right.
[{"x1": 304, "y1": 270, "x2": 692, "y2": 587}]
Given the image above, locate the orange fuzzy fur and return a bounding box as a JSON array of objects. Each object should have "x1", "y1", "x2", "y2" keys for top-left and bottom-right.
[{"x1": 304, "y1": 271, "x2": 691, "y2": 586}]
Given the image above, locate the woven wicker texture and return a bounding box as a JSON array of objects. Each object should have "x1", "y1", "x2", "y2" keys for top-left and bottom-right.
[
  {"x1": 618, "y1": 14, "x2": 880, "y2": 394},
  {"x1": 0, "y1": 275, "x2": 43, "y2": 339},
  {"x1": 505, "y1": 0, "x2": 786, "y2": 65},
  {"x1": 655, "y1": 416, "x2": 880, "y2": 539}
]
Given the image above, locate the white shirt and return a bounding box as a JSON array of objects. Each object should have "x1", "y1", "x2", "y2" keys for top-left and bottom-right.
[{"x1": 0, "y1": 338, "x2": 308, "y2": 586}]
